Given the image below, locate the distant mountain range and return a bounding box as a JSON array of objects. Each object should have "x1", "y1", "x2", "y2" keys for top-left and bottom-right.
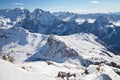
[{"x1": 0, "y1": 8, "x2": 120, "y2": 55}]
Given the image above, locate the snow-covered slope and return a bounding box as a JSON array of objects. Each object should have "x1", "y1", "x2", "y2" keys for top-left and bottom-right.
[
  {"x1": 0, "y1": 59, "x2": 55, "y2": 80},
  {"x1": 27, "y1": 33, "x2": 119, "y2": 66},
  {"x1": 0, "y1": 27, "x2": 119, "y2": 67},
  {"x1": 1, "y1": 58, "x2": 119, "y2": 80},
  {"x1": 0, "y1": 27, "x2": 49, "y2": 63}
]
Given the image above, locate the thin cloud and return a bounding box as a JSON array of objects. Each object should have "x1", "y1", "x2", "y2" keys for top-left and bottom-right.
[
  {"x1": 12, "y1": 3, "x2": 24, "y2": 6},
  {"x1": 90, "y1": 1, "x2": 99, "y2": 4}
]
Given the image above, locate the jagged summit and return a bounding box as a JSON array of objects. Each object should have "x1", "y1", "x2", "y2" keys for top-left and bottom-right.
[
  {"x1": 31, "y1": 8, "x2": 59, "y2": 25},
  {"x1": 33, "y1": 8, "x2": 44, "y2": 14}
]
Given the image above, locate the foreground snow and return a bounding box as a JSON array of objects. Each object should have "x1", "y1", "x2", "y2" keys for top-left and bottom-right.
[
  {"x1": 0, "y1": 59, "x2": 56, "y2": 80},
  {"x1": 0, "y1": 59, "x2": 119, "y2": 80}
]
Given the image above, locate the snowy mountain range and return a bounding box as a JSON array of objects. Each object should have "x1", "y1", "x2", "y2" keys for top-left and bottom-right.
[{"x1": 0, "y1": 8, "x2": 120, "y2": 80}]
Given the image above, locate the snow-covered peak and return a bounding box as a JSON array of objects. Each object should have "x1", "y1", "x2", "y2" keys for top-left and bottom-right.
[
  {"x1": 31, "y1": 8, "x2": 59, "y2": 26},
  {"x1": 31, "y1": 8, "x2": 53, "y2": 19},
  {"x1": 33, "y1": 8, "x2": 44, "y2": 14},
  {"x1": 53, "y1": 11, "x2": 78, "y2": 22},
  {"x1": 31, "y1": 8, "x2": 44, "y2": 18},
  {"x1": 0, "y1": 8, "x2": 30, "y2": 21}
]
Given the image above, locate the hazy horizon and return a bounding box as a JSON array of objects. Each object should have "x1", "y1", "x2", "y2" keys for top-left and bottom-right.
[{"x1": 0, "y1": 0, "x2": 120, "y2": 14}]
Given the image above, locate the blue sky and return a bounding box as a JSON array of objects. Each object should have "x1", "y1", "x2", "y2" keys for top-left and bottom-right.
[{"x1": 0, "y1": 0, "x2": 120, "y2": 13}]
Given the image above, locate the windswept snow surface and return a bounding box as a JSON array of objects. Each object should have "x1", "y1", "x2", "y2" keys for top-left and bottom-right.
[{"x1": 0, "y1": 59, "x2": 55, "y2": 80}]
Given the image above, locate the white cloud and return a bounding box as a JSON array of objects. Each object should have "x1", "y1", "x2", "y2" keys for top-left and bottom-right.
[
  {"x1": 12, "y1": 3, "x2": 24, "y2": 6},
  {"x1": 90, "y1": 1, "x2": 99, "y2": 4}
]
